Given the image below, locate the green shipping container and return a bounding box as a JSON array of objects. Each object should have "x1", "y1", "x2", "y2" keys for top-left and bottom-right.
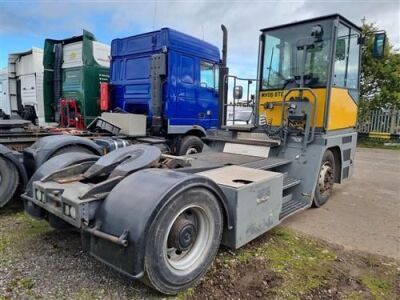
[{"x1": 43, "y1": 30, "x2": 110, "y2": 126}]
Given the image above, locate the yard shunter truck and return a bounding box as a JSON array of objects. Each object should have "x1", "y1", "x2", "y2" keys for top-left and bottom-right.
[{"x1": 23, "y1": 14, "x2": 385, "y2": 295}]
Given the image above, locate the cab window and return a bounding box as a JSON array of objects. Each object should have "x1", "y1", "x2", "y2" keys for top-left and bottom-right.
[
  {"x1": 261, "y1": 20, "x2": 332, "y2": 90},
  {"x1": 347, "y1": 29, "x2": 361, "y2": 89},
  {"x1": 200, "y1": 61, "x2": 218, "y2": 89},
  {"x1": 334, "y1": 23, "x2": 360, "y2": 90}
]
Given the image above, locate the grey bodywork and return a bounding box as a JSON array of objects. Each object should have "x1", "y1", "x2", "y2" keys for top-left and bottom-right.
[{"x1": 24, "y1": 125, "x2": 356, "y2": 278}]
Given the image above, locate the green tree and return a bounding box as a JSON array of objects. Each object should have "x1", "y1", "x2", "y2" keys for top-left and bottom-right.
[{"x1": 360, "y1": 21, "x2": 400, "y2": 115}]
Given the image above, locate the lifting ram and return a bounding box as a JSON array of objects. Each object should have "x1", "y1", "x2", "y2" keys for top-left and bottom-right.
[{"x1": 23, "y1": 14, "x2": 386, "y2": 294}]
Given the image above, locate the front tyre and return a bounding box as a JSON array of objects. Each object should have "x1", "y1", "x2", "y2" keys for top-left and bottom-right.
[
  {"x1": 313, "y1": 149, "x2": 335, "y2": 207},
  {"x1": 144, "y1": 187, "x2": 223, "y2": 295},
  {"x1": 177, "y1": 135, "x2": 204, "y2": 155}
]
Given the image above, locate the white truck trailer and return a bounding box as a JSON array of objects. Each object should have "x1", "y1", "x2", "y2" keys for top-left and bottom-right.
[
  {"x1": 7, "y1": 47, "x2": 45, "y2": 125},
  {"x1": 0, "y1": 67, "x2": 9, "y2": 116}
]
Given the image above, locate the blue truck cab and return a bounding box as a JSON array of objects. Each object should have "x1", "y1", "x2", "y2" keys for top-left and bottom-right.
[{"x1": 109, "y1": 28, "x2": 221, "y2": 153}]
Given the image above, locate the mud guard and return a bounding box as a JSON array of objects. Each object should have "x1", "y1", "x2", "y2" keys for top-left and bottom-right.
[
  {"x1": 89, "y1": 168, "x2": 232, "y2": 279},
  {"x1": 23, "y1": 135, "x2": 102, "y2": 177},
  {"x1": 23, "y1": 152, "x2": 99, "y2": 219},
  {"x1": 0, "y1": 144, "x2": 28, "y2": 190}
]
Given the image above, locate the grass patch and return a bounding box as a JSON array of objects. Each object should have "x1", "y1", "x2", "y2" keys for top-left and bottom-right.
[
  {"x1": 0, "y1": 211, "x2": 51, "y2": 264},
  {"x1": 7, "y1": 277, "x2": 34, "y2": 291},
  {"x1": 250, "y1": 227, "x2": 336, "y2": 298},
  {"x1": 192, "y1": 227, "x2": 399, "y2": 300},
  {"x1": 344, "y1": 290, "x2": 363, "y2": 300},
  {"x1": 74, "y1": 288, "x2": 98, "y2": 300},
  {"x1": 199, "y1": 227, "x2": 338, "y2": 299},
  {"x1": 360, "y1": 274, "x2": 393, "y2": 299},
  {"x1": 177, "y1": 288, "x2": 195, "y2": 300}
]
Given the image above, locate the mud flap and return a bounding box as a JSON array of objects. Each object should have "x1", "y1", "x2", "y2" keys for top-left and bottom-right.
[
  {"x1": 23, "y1": 135, "x2": 101, "y2": 177},
  {"x1": 88, "y1": 168, "x2": 230, "y2": 278}
]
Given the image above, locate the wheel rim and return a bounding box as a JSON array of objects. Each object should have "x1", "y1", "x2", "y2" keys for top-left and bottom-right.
[
  {"x1": 185, "y1": 147, "x2": 199, "y2": 155},
  {"x1": 318, "y1": 161, "x2": 334, "y2": 197},
  {"x1": 163, "y1": 204, "x2": 214, "y2": 275}
]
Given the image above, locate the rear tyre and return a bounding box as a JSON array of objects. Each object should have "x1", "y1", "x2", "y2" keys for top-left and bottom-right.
[
  {"x1": 313, "y1": 149, "x2": 335, "y2": 208},
  {"x1": 143, "y1": 187, "x2": 223, "y2": 295},
  {"x1": 0, "y1": 157, "x2": 19, "y2": 208},
  {"x1": 177, "y1": 136, "x2": 204, "y2": 156},
  {"x1": 51, "y1": 145, "x2": 95, "y2": 158}
]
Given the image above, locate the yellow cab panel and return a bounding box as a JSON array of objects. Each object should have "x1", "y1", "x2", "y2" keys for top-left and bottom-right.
[
  {"x1": 328, "y1": 88, "x2": 358, "y2": 130},
  {"x1": 259, "y1": 88, "x2": 327, "y2": 128}
]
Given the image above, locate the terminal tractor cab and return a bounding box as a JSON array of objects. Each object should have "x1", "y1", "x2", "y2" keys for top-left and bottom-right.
[{"x1": 24, "y1": 15, "x2": 386, "y2": 294}]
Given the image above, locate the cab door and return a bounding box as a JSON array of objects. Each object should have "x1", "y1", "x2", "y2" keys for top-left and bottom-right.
[
  {"x1": 0, "y1": 78, "x2": 10, "y2": 115},
  {"x1": 173, "y1": 54, "x2": 197, "y2": 126},
  {"x1": 20, "y1": 74, "x2": 37, "y2": 106},
  {"x1": 198, "y1": 60, "x2": 219, "y2": 129}
]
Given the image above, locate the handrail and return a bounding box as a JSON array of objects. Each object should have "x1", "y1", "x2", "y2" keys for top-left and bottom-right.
[
  {"x1": 222, "y1": 74, "x2": 258, "y2": 126},
  {"x1": 281, "y1": 87, "x2": 318, "y2": 147}
]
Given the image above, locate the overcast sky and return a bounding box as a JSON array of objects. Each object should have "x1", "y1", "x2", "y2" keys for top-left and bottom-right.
[{"x1": 0, "y1": 0, "x2": 399, "y2": 77}]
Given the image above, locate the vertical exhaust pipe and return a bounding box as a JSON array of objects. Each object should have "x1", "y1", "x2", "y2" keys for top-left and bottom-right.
[
  {"x1": 219, "y1": 25, "x2": 229, "y2": 128},
  {"x1": 221, "y1": 24, "x2": 228, "y2": 67}
]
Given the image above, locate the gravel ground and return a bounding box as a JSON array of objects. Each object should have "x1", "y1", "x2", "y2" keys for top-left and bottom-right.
[
  {"x1": 0, "y1": 147, "x2": 399, "y2": 299},
  {"x1": 284, "y1": 147, "x2": 400, "y2": 259},
  {"x1": 0, "y1": 211, "x2": 398, "y2": 299},
  {"x1": 0, "y1": 210, "x2": 155, "y2": 299}
]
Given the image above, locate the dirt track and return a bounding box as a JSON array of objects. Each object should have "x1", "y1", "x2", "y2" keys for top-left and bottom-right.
[{"x1": 284, "y1": 147, "x2": 400, "y2": 260}]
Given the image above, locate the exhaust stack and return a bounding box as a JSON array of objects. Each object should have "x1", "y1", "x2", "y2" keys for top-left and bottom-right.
[
  {"x1": 218, "y1": 24, "x2": 229, "y2": 128},
  {"x1": 221, "y1": 24, "x2": 228, "y2": 67}
]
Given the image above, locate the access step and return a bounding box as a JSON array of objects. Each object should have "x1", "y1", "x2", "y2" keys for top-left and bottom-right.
[
  {"x1": 202, "y1": 136, "x2": 280, "y2": 147},
  {"x1": 242, "y1": 157, "x2": 292, "y2": 170},
  {"x1": 283, "y1": 177, "x2": 301, "y2": 190},
  {"x1": 221, "y1": 124, "x2": 255, "y2": 132},
  {"x1": 279, "y1": 198, "x2": 309, "y2": 220},
  {"x1": 135, "y1": 136, "x2": 167, "y2": 144}
]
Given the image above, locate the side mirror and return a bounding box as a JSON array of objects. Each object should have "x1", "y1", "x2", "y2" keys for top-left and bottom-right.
[
  {"x1": 233, "y1": 85, "x2": 243, "y2": 99},
  {"x1": 372, "y1": 32, "x2": 386, "y2": 58},
  {"x1": 336, "y1": 38, "x2": 346, "y2": 61}
]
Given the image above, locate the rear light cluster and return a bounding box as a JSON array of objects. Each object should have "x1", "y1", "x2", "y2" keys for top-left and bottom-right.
[
  {"x1": 35, "y1": 189, "x2": 44, "y2": 202},
  {"x1": 100, "y1": 82, "x2": 109, "y2": 111},
  {"x1": 63, "y1": 204, "x2": 77, "y2": 219}
]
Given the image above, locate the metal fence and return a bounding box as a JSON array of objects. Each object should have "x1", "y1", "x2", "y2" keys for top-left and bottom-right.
[{"x1": 357, "y1": 109, "x2": 400, "y2": 134}]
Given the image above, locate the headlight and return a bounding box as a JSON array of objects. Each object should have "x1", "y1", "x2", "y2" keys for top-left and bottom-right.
[{"x1": 64, "y1": 204, "x2": 76, "y2": 219}]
